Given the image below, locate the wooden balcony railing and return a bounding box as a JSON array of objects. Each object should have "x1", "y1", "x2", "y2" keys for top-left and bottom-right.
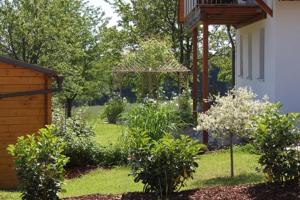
[{"x1": 184, "y1": 0, "x2": 257, "y2": 19}]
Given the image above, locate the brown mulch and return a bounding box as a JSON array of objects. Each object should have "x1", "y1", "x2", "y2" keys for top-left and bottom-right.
[{"x1": 64, "y1": 184, "x2": 300, "y2": 200}]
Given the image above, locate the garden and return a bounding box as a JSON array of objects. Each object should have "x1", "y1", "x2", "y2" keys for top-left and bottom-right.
[
  {"x1": 0, "y1": 1, "x2": 299, "y2": 200},
  {"x1": 1, "y1": 87, "x2": 300, "y2": 200}
]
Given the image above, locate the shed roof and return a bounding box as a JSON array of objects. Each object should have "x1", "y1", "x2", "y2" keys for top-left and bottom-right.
[{"x1": 0, "y1": 56, "x2": 58, "y2": 76}]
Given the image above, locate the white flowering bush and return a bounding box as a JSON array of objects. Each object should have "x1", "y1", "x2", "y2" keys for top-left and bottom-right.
[
  {"x1": 197, "y1": 87, "x2": 270, "y2": 177},
  {"x1": 198, "y1": 87, "x2": 269, "y2": 137}
]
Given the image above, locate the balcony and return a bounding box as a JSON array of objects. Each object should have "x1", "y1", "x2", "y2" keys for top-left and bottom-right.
[{"x1": 179, "y1": 0, "x2": 266, "y2": 29}]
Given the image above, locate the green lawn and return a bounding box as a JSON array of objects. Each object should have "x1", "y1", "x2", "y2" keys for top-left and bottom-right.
[
  {"x1": 0, "y1": 148, "x2": 264, "y2": 199},
  {"x1": 0, "y1": 106, "x2": 265, "y2": 199}
]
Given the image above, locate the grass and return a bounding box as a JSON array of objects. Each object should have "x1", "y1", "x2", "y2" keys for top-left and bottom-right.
[
  {"x1": 0, "y1": 106, "x2": 265, "y2": 199},
  {"x1": 0, "y1": 149, "x2": 264, "y2": 199},
  {"x1": 93, "y1": 123, "x2": 125, "y2": 146}
]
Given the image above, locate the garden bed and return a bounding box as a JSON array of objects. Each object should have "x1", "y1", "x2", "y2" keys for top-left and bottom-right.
[{"x1": 64, "y1": 184, "x2": 300, "y2": 200}]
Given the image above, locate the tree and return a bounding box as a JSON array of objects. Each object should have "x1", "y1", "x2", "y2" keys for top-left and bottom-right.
[
  {"x1": 118, "y1": 37, "x2": 185, "y2": 99},
  {"x1": 197, "y1": 88, "x2": 270, "y2": 177},
  {"x1": 106, "y1": 0, "x2": 192, "y2": 68},
  {"x1": 0, "y1": 0, "x2": 107, "y2": 117}
]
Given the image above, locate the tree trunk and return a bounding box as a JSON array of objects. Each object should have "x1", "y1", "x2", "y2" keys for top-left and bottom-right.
[
  {"x1": 230, "y1": 132, "x2": 234, "y2": 178},
  {"x1": 227, "y1": 25, "x2": 236, "y2": 88},
  {"x1": 65, "y1": 98, "x2": 73, "y2": 118}
]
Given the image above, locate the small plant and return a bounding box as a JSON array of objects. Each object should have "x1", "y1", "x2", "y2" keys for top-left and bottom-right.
[
  {"x1": 7, "y1": 126, "x2": 68, "y2": 200},
  {"x1": 128, "y1": 131, "x2": 200, "y2": 198},
  {"x1": 127, "y1": 101, "x2": 179, "y2": 140},
  {"x1": 251, "y1": 104, "x2": 300, "y2": 185},
  {"x1": 177, "y1": 91, "x2": 194, "y2": 126},
  {"x1": 103, "y1": 97, "x2": 125, "y2": 124}
]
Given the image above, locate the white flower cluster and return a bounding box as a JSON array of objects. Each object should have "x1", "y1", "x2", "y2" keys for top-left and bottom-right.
[{"x1": 197, "y1": 87, "x2": 270, "y2": 137}]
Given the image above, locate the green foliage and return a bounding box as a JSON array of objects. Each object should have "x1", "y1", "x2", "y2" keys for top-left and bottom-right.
[
  {"x1": 251, "y1": 104, "x2": 300, "y2": 185},
  {"x1": 108, "y1": 0, "x2": 192, "y2": 66},
  {"x1": 119, "y1": 38, "x2": 183, "y2": 98},
  {"x1": 53, "y1": 108, "x2": 100, "y2": 167},
  {"x1": 103, "y1": 97, "x2": 125, "y2": 124},
  {"x1": 177, "y1": 91, "x2": 194, "y2": 126},
  {"x1": 0, "y1": 0, "x2": 108, "y2": 113},
  {"x1": 121, "y1": 38, "x2": 179, "y2": 70},
  {"x1": 128, "y1": 132, "x2": 200, "y2": 198},
  {"x1": 100, "y1": 144, "x2": 129, "y2": 167},
  {"x1": 126, "y1": 101, "x2": 200, "y2": 198},
  {"x1": 7, "y1": 126, "x2": 68, "y2": 200},
  {"x1": 238, "y1": 143, "x2": 259, "y2": 155},
  {"x1": 127, "y1": 102, "x2": 179, "y2": 140}
]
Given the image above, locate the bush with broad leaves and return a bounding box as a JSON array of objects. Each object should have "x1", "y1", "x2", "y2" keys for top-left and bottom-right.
[
  {"x1": 8, "y1": 126, "x2": 68, "y2": 200},
  {"x1": 250, "y1": 104, "x2": 300, "y2": 186}
]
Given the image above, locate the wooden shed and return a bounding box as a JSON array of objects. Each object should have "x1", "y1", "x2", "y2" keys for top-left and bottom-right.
[{"x1": 0, "y1": 56, "x2": 62, "y2": 189}]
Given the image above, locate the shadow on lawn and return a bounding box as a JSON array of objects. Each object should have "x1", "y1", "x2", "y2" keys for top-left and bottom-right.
[{"x1": 192, "y1": 173, "x2": 264, "y2": 188}]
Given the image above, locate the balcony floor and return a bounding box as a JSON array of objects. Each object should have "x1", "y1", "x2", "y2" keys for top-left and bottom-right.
[{"x1": 185, "y1": 5, "x2": 266, "y2": 29}]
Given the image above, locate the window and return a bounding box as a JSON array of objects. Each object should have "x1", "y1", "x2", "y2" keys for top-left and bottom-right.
[
  {"x1": 259, "y1": 28, "x2": 265, "y2": 80},
  {"x1": 247, "y1": 33, "x2": 252, "y2": 80},
  {"x1": 239, "y1": 35, "x2": 243, "y2": 77}
]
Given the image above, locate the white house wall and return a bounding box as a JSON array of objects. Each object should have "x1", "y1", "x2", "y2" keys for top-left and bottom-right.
[
  {"x1": 274, "y1": 1, "x2": 300, "y2": 113},
  {"x1": 236, "y1": 18, "x2": 276, "y2": 101},
  {"x1": 236, "y1": 0, "x2": 300, "y2": 113}
]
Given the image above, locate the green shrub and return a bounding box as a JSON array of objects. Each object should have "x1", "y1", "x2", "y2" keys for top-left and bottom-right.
[
  {"x1": 251, "y1": 104, "x2": 300, "y2": 185},
  {"x1": 100, "y1": 144, "x2": 129, "y2": 167},
  {"x1": 238, "y1": 143, "x2": 259, "y2": 154},
  {"x1": 128, "y1": 131, "x2": 200, "y2": 198},
  {"x1": 127, "y1": 102, "x2": 179, "y2": 140},
  {"x1": 177, "y1": 92, "x2": 194, "y2": 126},
  {"x1": 7, "y1": 126, "x2": 68, "y2": 200},
  {"x1": 54, "y1": 112, "x2": 100, "y2": 168},
  {"x1": 103, "y1": 97, "x2": 125, "y2": 124}
]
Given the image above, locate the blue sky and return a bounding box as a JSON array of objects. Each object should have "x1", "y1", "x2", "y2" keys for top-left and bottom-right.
[{"x1": 88, "y1": 0, "x2": 119, "y2": 26}]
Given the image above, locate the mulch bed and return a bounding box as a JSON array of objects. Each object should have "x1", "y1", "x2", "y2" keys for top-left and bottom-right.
[{"x1": 64, "y1": 184, "x2": 300, "y2": 200}]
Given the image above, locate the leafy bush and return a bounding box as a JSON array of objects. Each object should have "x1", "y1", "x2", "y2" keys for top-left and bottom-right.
[
  {"x1": 177, "y1": 91, "x2": 194, "y2": 126},
  {"x1": 100, "y1": 144, "x2": 129, "y2": 167},
  {"x1": 127, "y1": 102, "x2": 179, "y2": 140},
  {"x1": 53, "y1": 107, "x2": 100, "y2": 168},
  {"x1": 251, "y1": 104, "x2": 300, "y2": 185},
  {"x1": 128, "y1": 131, "x2": 200, "y2": 198},
  {"x1": 103, "y1": 97, "x2": 125, "y2": 124},
  {"x1": 8, "y1": 126, "x2": 68, "y2": 200},
  {"x1": 238, "y1": 143, "x2": 259, "y2": 154}
]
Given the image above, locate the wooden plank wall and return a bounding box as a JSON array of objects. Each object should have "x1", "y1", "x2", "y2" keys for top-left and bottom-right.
[{"x1": 0, "y1": 62, "x2": 51, "y2": 189}]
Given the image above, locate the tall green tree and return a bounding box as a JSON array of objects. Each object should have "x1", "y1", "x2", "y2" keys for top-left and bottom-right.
[
  {"x1": 107, "y1": 0, "x2": 192, "y2": 68},
  {"x1": 0, "y1": 0, "x2": 107, "y2": 117}
]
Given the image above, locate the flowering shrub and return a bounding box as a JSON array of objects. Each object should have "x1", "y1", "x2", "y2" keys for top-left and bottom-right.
[
  {"x1": 8, "y1": 126, "x2": 68, "y2": 200},
  {"x1": 197, "y1": 88, "x2": 270, "y2": 137},
  {"x1": 197, "y1": 88, "x2": 270, "y2": 177},
  {"x1": 251, "y1": 104, "x2": 300, "y2": 185}
]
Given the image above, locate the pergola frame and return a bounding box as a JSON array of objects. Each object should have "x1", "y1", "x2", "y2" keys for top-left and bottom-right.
[{"x1": 113, "y1": 62, "x2": 190, "y2": 98}]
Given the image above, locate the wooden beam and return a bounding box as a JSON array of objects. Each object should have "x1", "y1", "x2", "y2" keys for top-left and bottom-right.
[
  {"x1": 255, "y1": 0, "x2": 273, "y2": 17},
  {"x1": 192, "y1": 27, "x2": 198, "y2": 120},
  {"x1": 178, "y1": 0, "x2": 185, "y2": 23},
  {"x1": 202, "y1": 21, "x2": 209, "y2": 145}
]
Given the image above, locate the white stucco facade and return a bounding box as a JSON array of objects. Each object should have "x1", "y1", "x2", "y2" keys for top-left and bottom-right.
[{"x1": 236, "y1": 0, "x2": 300, "y2": 113}]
